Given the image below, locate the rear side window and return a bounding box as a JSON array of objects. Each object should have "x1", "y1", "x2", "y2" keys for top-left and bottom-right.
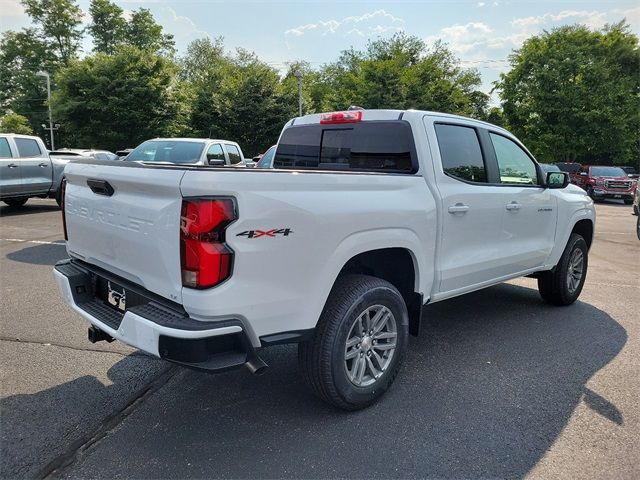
[
  {"x1": 15, "y1": 138, "x2": 41, "y2": 157},
  {"x1": 0, "y1": 138, "x2": 11, "y2": 158},
  {"x1": 225, "y1": 144, "x2": 242, "y2": 164},
  {"x1": 273, "y1": 121, "x2": 416, "y2": 173},
  {"x1": 434, "y1": 124, "x2": 486, "y2": 183}
]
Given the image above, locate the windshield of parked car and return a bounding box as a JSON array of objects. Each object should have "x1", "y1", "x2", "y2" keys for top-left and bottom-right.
[
  {"x1": 591, "y1": 167, "x2": 626, "y2": 177},
  {"x1": 257, "y1": 146, "x2": 276, "y2": 168},
  {"x1": 127, "y1": 140, "x2": 205, "y2": 164},
  {"x1": 556, "y1": 163, "x2": 581, "y2": 173},
  {"x1": 541, "y1": 164, "x2": 561, "y2": 172}
]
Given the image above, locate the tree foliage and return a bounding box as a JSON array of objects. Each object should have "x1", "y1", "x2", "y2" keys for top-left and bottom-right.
[
  {"x1": 52, "y1": 46, "x2": 188, "y2": 151},
  {"x1": 316, "y1": 34, "x2": 489, "y2": 117},
  {"x1": 21, "y1": 0, "x2": 84, "y2": 64},
  {"x1": 88, "y1": 0, "x2": 127, "y2": 54},
  {"x1": 126, "y1": 8, "x2": 175, "y2": 55},
  {"x1": 0, "y1": 112, "x2": 34, "y2": 134},
  {"x1": 496, "y1": 22, "x2": 640, "y2": 165}
]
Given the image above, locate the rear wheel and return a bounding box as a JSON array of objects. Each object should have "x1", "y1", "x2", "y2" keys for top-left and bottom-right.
[
  {"x1": 298, "y1": 274, "x2": 409, "y2": 410},
  {"x1": 3, "y1": 198, "x2": 28, "y2": 207},
  {"x1": 538, "y1": 233, "x2": 588, "y2": 306}
]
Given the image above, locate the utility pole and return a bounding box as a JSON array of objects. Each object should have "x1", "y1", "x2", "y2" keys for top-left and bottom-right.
[
  {"x1": 36, "y1": 71, "x2": 55, "y2": 150},
  {"x1": 294, "y1": 70, "x2": 303, "y2": 117}
]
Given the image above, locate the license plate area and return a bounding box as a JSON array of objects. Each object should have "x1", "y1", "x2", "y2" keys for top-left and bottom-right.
[{"x1": 94, "y1": 276, "x2": 147, "y2": 313}]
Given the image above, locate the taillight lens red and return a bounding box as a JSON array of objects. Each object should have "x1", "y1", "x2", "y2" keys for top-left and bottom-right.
[
  {"x1": 320, "y1": 111, "x2": 362, "y2": 124},
  {"x1": 180, "y1": 198, "x2": 236, "y2": 289},
  {"x1": 61, "y1": 178, "x2": 68, "y2": 241}
]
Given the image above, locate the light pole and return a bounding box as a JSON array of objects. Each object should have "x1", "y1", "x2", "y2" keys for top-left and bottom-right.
[
  {"x1": 36, "y1": 71, "x2": 55, "y2": 150},
  {"x1": 294, "y1": 70, "x2": 303, "y2": 117}
]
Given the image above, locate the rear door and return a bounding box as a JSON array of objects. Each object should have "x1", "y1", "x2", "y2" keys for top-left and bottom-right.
[
  {"x1": 64, "y1": 162, "x2": 187, "y2": 303},
  {"x1": 0, "y1": 137, "x2": 22, "y2": 196},
  {"x1": 14, "y1": 137, "x2": 51, "y2": 194},
  {"x1": 224, "y1": 144, "x2": 244, "y2": 166}
]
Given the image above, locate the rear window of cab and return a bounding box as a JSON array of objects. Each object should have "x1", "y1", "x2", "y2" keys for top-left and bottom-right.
[{"x1": 273, "y1": 121, "x2": 417, "y2": 173}]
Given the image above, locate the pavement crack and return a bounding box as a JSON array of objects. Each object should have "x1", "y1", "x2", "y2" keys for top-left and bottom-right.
[
  {"x1": 36, "y1": 366, "x2": 180, "y2": 479},
  {"x1": 0, "y1": 337, "x2": 147, "y2": 358}
]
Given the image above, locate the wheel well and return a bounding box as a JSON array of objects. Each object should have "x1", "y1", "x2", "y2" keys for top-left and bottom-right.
[
  {"x1": 572, "y1": 219, "x2": 594, "y2": 249},
  {"x1": 338, "y1": 248, "x2": 423, "y2": 336}
]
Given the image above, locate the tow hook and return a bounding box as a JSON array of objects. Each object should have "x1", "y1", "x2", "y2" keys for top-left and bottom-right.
[
  {"x1": 245, "y1": 354, "x2": 268, "y2": 375},
  {"x1": 88, "y1": 326, "x2": 114, "y2": 343}
]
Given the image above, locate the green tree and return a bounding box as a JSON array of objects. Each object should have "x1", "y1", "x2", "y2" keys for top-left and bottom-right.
[
  {"x1": 496, "y1": 22, "x2": 640, "y2": 165},
  {"x1": 0, "y1": 113, "x2": 34, "y2": 134},
  {"x1": 0, "y1": 29, "x2": 52, "y2": 134},
  {"x1": 88, "y1": 0, "x2": 127, "y2": 54},
  {"x1": 53, "y1": 46, "x2": 188, "y2": 150},
  {"x1": 21, "y1": 0, "x2": 84, "y2": 64},
  {"x1": 125, "y1": 8, "x2": 175, "y2": 55},
  {"x1": 318, "y1": 34, "x2": 488, "y2": 117}
]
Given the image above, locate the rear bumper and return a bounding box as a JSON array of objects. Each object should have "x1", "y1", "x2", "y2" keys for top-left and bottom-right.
[{"x1": 53, "y1": 259, "x2": 266, "y2": 373}]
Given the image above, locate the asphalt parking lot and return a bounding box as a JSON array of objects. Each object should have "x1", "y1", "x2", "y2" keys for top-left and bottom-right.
[{"x1": 1, "y1": 198, "x2": 638, "y2": 479}]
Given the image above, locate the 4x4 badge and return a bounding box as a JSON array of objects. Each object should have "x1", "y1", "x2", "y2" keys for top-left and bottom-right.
[{"x1": 236, "y1": 228, "x2": 293, "y2": 238}]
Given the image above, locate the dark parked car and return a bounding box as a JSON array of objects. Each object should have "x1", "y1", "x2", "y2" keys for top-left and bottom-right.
[
  {"x1": 621, "y1": 166, "x2": 639, "y2": 179},
  {"x1": 540, "y1": 164, "x2": 561, "y2": 173}
]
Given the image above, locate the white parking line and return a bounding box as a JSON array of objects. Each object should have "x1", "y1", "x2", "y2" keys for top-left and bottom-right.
[
  {"x1": 1, "y1": 238, "x2": 65, "y2": 245},
  {"x1": 596, "y1": 232, "x2": 633, "y2": 235},
  {"x1": 587, "y1": 281, "x2": 639, "y2": 289}
]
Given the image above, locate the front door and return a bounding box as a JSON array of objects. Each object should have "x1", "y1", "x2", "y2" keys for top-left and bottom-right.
[{"x1": 14, "y1": 137, "x2": 51, "y2": 195}]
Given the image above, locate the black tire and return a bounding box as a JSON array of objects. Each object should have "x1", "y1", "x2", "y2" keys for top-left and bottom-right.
[
  {"x1": 298, "y1": 274, "x2": 409, "y2": 410},
  {"x1": 55, "y1": 184, "x2": 63, "y2": 208},
  {"x1": 623, "y1": 198, "x2": 633, "y2": 205},
  {"x1": 538, "y1": 233, "x2": 588, "y2": 306},
  {"x1": 636, "y1": 216, "x2": 640, "y2": 241},
  {"x1": 3, "y1": 198, "x2": 28, "y2": 207}
]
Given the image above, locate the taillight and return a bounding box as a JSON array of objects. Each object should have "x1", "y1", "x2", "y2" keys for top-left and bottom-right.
[
  {"x1": 61, "y1": 178, "x2": 68, "y2": 241},
  {"x1": 320, "y1": 111, "x2": 362, "y2": 124},
  {"x1": 180, "y1": 198, "x2": 237, "y2": 289}
]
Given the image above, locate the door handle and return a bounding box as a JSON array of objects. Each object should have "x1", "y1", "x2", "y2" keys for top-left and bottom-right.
[
  {"x1": 506, "y1": 202, "x2": 521, "y2": 211},
  {"x1": 7, "y1": 163, "x2": 18, "y2": 168},
  {"x1": 38, "y1": 162, "x2": 48, "y2": 167},
  {"x1": 448, "y1": 203, "x2": 469, "y2": 214}
]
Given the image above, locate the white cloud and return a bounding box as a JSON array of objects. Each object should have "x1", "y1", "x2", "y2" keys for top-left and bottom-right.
[
  {"x1": 1, "y1": 0, "x2": 25, "y2": 16},
  {"x1": 622, "y1": 6, "x2": 640, "y2": 29},
  {"x1": 157, "y1": 7, "x2": 210, "y2": 49},
  {"x1": 426, "y1": 22, "x2": 494, "y2": 54},
  {"x1": 512, "y1": 10, "x2": 608, "y2": 30},
  {"x1": 285, "y1": 9, "x2": 404, "y2": 38},
  {"x1": 477, "y1": 2, "x2": 486, "y2": 7}
]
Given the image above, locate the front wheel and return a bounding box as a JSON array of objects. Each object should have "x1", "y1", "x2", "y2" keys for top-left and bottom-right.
[
  {"x1": 298, "y1": 274, "x2": 409, "y2": 410},
  {"x1": 538, "y1": 233, "x2": 588, "y2": 306},
  {"x1": 623, "y1": 198, "x2": 633, "y2": 205},
  {"x1": 3, "y1": 198, "x2": 28, "y2": 207}
]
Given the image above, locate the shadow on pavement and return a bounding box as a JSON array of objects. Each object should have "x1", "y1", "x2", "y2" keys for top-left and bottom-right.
[
  {"x1": 6, "y1": 242, "x2": 67, "y2": 266},
  {"x1": 0, "y1": 202, "x2": 60, "y2": 217},
  {"x1": 52, "y1": 282, "x2": 627, "y2": 479},
  {"x1": 0, "y1": 354, "x2": 167, "y2": 479}
]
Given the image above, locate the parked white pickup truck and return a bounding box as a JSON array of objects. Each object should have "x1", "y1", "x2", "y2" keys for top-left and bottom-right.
[
  {"x1": 54, "y1": 109, "x2": 595, "y2": 410},
  {"x1": 126, "y1": 138, "x2": 253, "y2": 167}
]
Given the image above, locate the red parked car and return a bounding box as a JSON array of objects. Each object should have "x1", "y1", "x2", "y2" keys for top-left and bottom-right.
[{"x1": 574, "y1": 165, "x2": 637, "y2": 204}]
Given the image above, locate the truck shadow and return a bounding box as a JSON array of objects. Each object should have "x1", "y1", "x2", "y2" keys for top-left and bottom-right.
[
  {"x1": 40, "y1": 282, "x2": 626, "y2": 479},
  {"x1": 0, "y1": 202, "x2": 59, "y2": 217},
  {"x1": 5, "y1": 242, "x2": 67, "y2": 266}
]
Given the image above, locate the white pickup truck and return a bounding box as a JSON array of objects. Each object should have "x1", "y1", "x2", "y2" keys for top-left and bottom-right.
[{"x1": 54, "y1": 109, "x2": 595, "y2": 410}]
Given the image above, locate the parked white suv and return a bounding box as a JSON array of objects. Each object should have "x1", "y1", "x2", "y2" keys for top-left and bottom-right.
[{"x1": 54, "y1": 109, "x2": 595, "y2": 410}]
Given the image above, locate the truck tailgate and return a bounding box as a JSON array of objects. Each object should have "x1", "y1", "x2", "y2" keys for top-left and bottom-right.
[{"x1": 64, "y1": 162, "x2": 186, "y2": 303}]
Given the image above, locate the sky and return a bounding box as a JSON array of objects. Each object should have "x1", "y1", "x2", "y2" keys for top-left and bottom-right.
[{"x1": 1, "y1": 0, "x2": 639, "y2": 103}]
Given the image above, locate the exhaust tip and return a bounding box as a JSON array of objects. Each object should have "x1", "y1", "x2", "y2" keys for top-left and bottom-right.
[{"x1": 245, "y1": 356, "x2": 268, "y2": 375}]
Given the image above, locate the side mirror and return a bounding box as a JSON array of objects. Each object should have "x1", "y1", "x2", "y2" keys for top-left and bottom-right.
[
  {"x1": 208, "y1": 158, "x2": 225, "y2": 166},
  {"x1": 547, "y1": 171, "x2": 569, "y2": 189}
]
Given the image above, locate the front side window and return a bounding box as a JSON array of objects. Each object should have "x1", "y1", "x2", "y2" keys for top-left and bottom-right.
[
  {"x1": 127, "y1": 140, "x2": 205, "y2": 164},
  {"x1": 434, "y1": 124, "x2": 486, "y2": 183},
  {"x1": 206, "y1": 144, "x2": 225, "y2": 163},
  {"x1": 225, "y1": 144, "x2": 242, "y2": 164},
  {"x1": 0, "y1": 138, "x2": 12, "y2": 158},
  {"x1": 490, "y1": 133, "x2": 538, "y2": 185},
  {"x1": 15, "y1": 138, "x2": 41, "y2": 158},
  {"x1": 257, "y1": 145, "x2": 276, "y2": 168},
  {"x1": 274, "y1": 121, "x2": 415, "y2": 172}
]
